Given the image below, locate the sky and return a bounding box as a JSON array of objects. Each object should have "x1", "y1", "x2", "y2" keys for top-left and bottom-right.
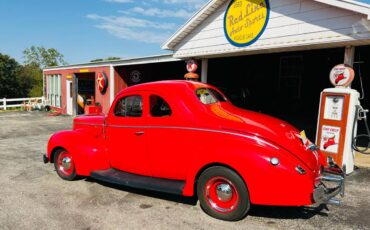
[{"x1": 0, "y1": 0, "x2": 369, "y2": 65}]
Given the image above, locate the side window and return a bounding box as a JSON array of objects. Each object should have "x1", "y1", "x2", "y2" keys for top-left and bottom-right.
[
  {"x1": 114, "y1": 96, "x2": 142, "y2": 117},
  {"x1": 150, "y1": 95, "x2": 172, "y2": 117}
]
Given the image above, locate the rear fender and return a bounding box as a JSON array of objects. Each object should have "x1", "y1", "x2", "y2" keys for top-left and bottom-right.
[{"x1": 182, "y1": 138, "x2": 316, "y2": 206}]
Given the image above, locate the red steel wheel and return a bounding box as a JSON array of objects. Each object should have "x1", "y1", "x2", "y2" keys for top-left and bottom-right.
[
  {"x1": 205, "y1": 176, "x2": 239, "y2": 213},
  {"x1": 53, "y1": 149, "x2": 77, "y2": 181},
  {"x1": 197, "y1": 166, "x2": 250, "y2": 221}
]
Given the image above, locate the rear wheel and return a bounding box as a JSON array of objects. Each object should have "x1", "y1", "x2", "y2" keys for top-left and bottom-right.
[
  {"x1": 197, "y1": 166, "x2": 250, "y2": 221},
  {"x1": 53, "y1": 149, "x2": 77, "y2": 181}
]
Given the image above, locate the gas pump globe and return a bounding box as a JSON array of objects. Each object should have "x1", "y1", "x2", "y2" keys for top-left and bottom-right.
[
  {"x1": 316, "y1": 64, "x2": 360, "y2": 174},
  {"x1": 184, "y1": 59, "x2": 199, "y2": 81}
]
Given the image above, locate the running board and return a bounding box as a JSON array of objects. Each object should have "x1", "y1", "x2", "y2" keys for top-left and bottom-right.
[{"x1": 90, "y1": 168, "x2": 185, "y2": 195}]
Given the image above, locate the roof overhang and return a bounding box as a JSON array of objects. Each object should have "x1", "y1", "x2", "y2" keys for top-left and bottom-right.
[
  {"x1": 162, "y1": 0, "x2": 370, "y2": 51},
  {"x1": 43, "y1": 54, "x2": 180, "y2": 72}
]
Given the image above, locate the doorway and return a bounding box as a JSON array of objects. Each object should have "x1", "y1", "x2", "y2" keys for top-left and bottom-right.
[
  {"x1": 75, "y1": 73, "x2": 96, "y2": 115},
  {"x1": 207, "y1": 47, "x2": 344, "y2": 140},
  {"x1": 66, "y1": 80, "x2": 73, "y2": 115}
]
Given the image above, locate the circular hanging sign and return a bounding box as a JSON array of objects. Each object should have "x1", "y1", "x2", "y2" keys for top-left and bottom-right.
[
  {"x1": 96, "y1": 72, "x2": 108, "y2": 94},
  {"x1": 329, "y1": 64, "x2": 355, "y2": 87},
  {"x1": 224, "y1": 0, "x2": 270, "y2": 47},
  {"x1": 130, "y1": 70, "x2": 142, "y2": 83}
]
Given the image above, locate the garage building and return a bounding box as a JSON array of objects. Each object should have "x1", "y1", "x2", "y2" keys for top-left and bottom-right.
[{"x1": 44, "y1": 0, "x2": 370, "y2": 138}]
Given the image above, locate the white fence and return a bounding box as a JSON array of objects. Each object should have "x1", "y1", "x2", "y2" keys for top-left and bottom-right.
[{"x1": 0, "y1": 97, "x2": 45, "y2": 110}]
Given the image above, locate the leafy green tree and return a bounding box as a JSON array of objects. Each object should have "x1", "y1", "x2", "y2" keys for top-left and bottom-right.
[
  {"x1": 18, "y1": 64, "x2": 42, "y2": 97},
  {"x1": 22, "y1": 46, "x2": 67, "y2": 97},
  {"x1": 23, "y1": 46, "x2": 67, "y2": 68},
  {"x1": 90, "y1": 57, "x2": 121, "y2": 63},
  {"x1": 0, "y1": 53, "x2": 30, "y2": 98},
  {"x1": 90, "y1": 58, "x2": 104, "y2": 63},
  {"x1": 106, "y1": 57, "x2": 121, "y2": 61}
]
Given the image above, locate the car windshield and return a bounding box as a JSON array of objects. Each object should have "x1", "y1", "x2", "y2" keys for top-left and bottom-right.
[{"x1": 196, "y1": 88, "x2": 227, "y2": 105}]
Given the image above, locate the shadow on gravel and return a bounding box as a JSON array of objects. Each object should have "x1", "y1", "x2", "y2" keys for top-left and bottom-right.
[
  {"x1": 85, "y1": 177, "x2": 329, "y2": 220},
  {"x1": 85, "y1": 177, "x2": 198, "y2": 206},
  {"x1": 248, "y1": 204, "x2": 329, "y2": 220}
]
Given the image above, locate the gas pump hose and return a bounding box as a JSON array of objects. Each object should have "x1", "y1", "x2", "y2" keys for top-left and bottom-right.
[{"x1": 352, "y1": 105, "x2": 370, "y2": 154}]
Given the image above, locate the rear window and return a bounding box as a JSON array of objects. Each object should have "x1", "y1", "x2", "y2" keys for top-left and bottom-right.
[
  {"x1": 196, "y1": 88, "x2": 227, "y2": 105},
  {"x1": 150, "y1": 95, "x2": 172, "y2": 117}
]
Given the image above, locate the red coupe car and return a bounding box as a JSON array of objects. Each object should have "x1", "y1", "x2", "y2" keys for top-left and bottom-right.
[{"x1": 44, "y1": 80, "x2": 344, "y2": 221}]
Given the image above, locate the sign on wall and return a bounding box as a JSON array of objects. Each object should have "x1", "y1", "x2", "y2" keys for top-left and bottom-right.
[
  {"x1": 130, "y1": 70, "x2": 142, "y2": 84},
  {"x1": 97, "y1": 72, "x2": 108, "y2": 94},
  {"x1": 224, "y1": 0, "x2": 270, "y2": 47}
]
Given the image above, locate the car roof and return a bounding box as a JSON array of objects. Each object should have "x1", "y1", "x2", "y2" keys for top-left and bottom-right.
[{"x1": 117, "y1": 80, "x2": 211, "y2": 97}]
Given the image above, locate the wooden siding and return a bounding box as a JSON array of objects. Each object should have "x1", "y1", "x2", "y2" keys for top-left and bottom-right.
[{"x1": 173, "y1": 0, "x2": 370, "y2": 58}]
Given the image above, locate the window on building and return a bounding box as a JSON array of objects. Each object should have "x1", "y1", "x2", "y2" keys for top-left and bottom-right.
[
  {"x1": 114, "y1": 96, "x2": 143, "y2": 117},
  {"x1": 47, "y1": 75, "x2": 62, "y2": 108},
  {"x1": 150, "y1": 95, "x2": 172, "y2": 117},
  {"x1": 279, "y1": 56, "x2": 303, "y2": 99}
]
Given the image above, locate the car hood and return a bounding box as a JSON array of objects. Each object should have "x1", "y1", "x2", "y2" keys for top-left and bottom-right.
[{"x1": 206, "y1": 103, "x2": 319, "y2": 170}]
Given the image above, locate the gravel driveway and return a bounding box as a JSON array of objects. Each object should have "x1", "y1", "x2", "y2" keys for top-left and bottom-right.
[{"x1": 0, "y1": 111, "x2": 369, "y2": 230}]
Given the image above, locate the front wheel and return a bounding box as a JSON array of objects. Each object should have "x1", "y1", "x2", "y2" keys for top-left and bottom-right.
[
  {"x1": 53, "y1": 149, "x2": 77, "y2": 181},
  {"x1": 197, "y1": 166, "x2": 250, "y2": 221}
]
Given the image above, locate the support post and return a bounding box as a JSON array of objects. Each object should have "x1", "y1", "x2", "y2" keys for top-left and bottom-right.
[
  {"x1": 3, "y1": 98, "x2": 6, "y2": 111},
  {"x1": 110, "y1": 64, "x2": 115, "y2": 106},
  {"x1": 344, "y1": 46, "x2": 355, "y2": 66},
  {"x1": 201, "y1": 59, "x2": 208, "y2": 83}
]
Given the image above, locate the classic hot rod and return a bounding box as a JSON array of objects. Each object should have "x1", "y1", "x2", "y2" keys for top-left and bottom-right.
[{"x1": 44, "y1": 80, "x2": 344, "y2": 221}]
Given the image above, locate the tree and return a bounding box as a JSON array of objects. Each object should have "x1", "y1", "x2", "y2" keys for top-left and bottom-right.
[
  {"x1": 17, "y1": 64, "x2": 42, "y2": 97},
  {"x1": 0, "y1": 53, "x2": 31, "y2": 98},
  {"x1": 90, "y1": 58, "x2": 104, "y2": 63},
  {"x1": 22, "y1": 46, "x2": 67, "y2": 97},
  {"x1": 106, "y1": 57, "x2": 121, "y2": 61},
  {"x1": 23, "y1": 46, "x2": 67, "y2": 68},
  {"x1": 90, "y1": 57, "x2": 121, "y2": 63}
]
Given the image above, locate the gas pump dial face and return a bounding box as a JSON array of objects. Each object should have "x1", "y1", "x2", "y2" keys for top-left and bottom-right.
[{"x1": 324, "y1": 96, "x2": 344, "y2": 121}]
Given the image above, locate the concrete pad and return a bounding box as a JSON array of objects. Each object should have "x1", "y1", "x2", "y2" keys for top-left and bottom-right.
[{"x1": 356, "y1": 152, "x2": 370, "y2": 168}]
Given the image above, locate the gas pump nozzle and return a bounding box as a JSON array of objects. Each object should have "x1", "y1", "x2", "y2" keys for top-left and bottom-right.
[
  {"x1": 353, "y1": 106, "x2": 370, "y2": 154},
  {"x1": 357, "y1": 106, "x2": 369, "y2": 121}
]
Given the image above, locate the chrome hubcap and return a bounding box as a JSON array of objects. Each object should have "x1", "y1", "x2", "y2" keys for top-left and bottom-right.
[
  {"x1": 216, "y1": 183, "x2": 233, "y2": 202},
  {"x1": 205, "y1": 177, "x2": 239, "y2": 213},
  {"x1": 62, "y1": 157, "x2": 71, "y2": 170}
]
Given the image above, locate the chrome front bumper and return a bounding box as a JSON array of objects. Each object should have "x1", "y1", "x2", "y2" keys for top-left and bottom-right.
[{"x1": 313, "y1": 165, "x2": 345, "y2": 205}]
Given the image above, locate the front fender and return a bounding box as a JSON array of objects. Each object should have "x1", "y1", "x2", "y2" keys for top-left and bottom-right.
[{"x1": 47, "y1": 130, "x2": 109, "y2": 176}]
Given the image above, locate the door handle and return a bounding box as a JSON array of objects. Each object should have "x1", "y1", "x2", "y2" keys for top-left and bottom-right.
[{"x1": 135, "y1": 131, "x2": 145, "y2": 136}]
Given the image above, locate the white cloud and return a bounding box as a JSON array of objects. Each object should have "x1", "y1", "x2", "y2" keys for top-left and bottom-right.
[
  {"x1": 162, "y1": 0, "x2": 208, "y2": 9},
  {"x1": 90, "y1": 0, "x2": 209, "y2": 43},
  {"x1": 129, "y1": 7, "x2": 193, "y2": 19},
  {"x1": 87, "y1": 14, "x2": 176, "y2": 43}
]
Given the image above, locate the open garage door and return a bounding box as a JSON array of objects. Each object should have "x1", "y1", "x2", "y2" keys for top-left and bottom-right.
[{"x1": 207, "y1": 48, "x2": 345, "y2": 140}]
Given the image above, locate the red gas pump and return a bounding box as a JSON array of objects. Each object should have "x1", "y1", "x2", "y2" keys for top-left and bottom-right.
[{"x1": 84, "y1": 96, "x2": 102, "y2": 115}]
